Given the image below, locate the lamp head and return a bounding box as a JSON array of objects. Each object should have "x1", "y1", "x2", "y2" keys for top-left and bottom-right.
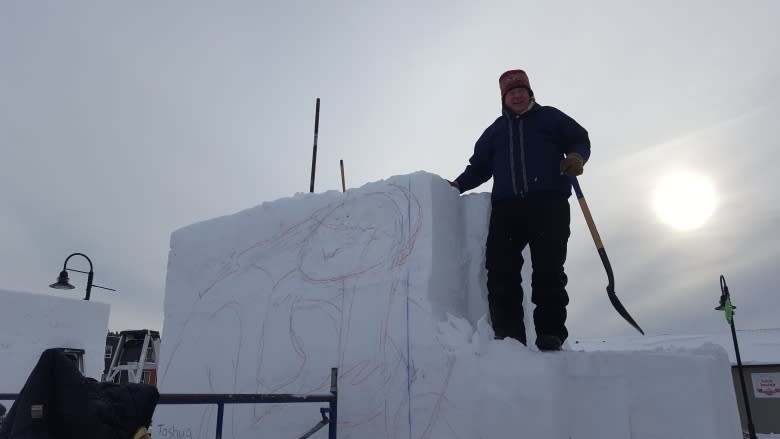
[
  {"x1": 49, "y1": 270, "x2": 75, "y2": 290},
  {"x1": 714, "y1": 293, "x2": 736, "y2": 312}
]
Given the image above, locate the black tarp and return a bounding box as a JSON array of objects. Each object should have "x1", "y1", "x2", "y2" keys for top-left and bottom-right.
[{"x1": 0, "y1": 349, "x2": 158, "y2": 439}]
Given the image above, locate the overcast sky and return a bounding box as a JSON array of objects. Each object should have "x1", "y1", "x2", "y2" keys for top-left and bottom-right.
[{"x1": 1, "y1": 1, "x2": 778, "y2": 338}]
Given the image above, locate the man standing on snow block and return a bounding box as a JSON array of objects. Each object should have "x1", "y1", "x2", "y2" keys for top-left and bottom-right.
[{"x1": 449, "y1": 69, "x2": 590, "y2": 351}]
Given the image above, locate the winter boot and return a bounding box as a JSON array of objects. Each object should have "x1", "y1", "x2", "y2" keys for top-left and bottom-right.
[{"x1": 535, "y1": 334, "x2": 562, "y2": 351}]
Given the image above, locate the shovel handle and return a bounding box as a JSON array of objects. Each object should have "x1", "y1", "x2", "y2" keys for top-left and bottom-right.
[{"x1": 569, "y1": 175, "x2": 604, "y2": 250}]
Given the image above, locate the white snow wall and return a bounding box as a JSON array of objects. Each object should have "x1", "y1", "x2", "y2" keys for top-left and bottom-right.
[
  {"x1": 0, "y1": 288, "x2": 110, "y2": 390},
  {"x1": 157, "y1": 172, "x2": 742, "y2": 439}
]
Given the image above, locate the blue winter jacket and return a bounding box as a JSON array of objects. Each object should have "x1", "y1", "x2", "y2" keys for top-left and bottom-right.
[{"x1": 455, "y1": 102, "x2": 590, "y2": 203}]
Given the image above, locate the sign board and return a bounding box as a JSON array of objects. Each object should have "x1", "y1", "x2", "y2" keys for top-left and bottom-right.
[{"x1": 752, "y1": 373, "x2": 780, "y2": 398}]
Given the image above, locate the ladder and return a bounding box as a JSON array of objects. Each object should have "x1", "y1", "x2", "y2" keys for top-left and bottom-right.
[{"x1": 104, "y1": 330, "x2": 153, "y2": 384}]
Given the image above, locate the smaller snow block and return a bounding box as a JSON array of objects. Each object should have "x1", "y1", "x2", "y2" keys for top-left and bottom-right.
[{"x1": 0, "y1": 348, "x2": 159, "y2": 439}]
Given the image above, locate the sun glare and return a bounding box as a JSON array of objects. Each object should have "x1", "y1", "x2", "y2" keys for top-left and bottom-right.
[{"x1": 652, "y1": 172, "x2": 718, "y2": 231}]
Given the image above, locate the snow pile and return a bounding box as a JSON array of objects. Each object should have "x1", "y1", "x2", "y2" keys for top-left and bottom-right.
[
  {"x1": 0, "y1": 289, "x2": 110, "y2": 390},
  {"x1": 157, "y1": 172, "x2": 742, "y2": 438}
]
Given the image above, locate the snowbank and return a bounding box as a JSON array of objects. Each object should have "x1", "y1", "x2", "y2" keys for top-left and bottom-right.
[{"x1": 574, "y1": 329, "x2": 780, "y2": 365}]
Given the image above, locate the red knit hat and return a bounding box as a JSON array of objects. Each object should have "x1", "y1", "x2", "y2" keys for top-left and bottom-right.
[{"x1": 499, "y1": 69, "x2": 533, "y2": 98}]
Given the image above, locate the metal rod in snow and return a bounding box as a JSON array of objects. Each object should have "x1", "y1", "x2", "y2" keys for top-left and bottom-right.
[
  {"x1": 309, "y1": 98, "x2": 321, "y2": 193},
  {"x1": 340, "y1": 159, "x2": 346, "y2": 192}
]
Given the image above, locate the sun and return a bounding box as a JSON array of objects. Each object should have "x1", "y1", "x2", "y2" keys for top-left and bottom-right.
[{"x1": 652, "y1": 172, "x2": 718, "y2": 231}]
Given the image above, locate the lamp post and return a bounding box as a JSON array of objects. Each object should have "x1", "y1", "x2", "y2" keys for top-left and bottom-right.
[
  {"x1": 49, "y1": 252, "x2": 116, "y2": 301},
  {"x1": 715, "y1": 274, "x2": 757, "y2": 439}
]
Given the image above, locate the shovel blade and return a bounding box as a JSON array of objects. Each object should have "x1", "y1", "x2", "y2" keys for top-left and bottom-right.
[{"x1": 608, "y1": 292, "x2": 645, "y2": 335}]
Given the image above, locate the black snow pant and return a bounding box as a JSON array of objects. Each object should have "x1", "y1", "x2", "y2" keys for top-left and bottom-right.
[{"x1": 485, "y1": 193, "x2": 571, "y2": 345}]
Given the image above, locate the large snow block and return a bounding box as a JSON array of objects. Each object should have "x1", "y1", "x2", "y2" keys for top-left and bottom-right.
[
  {"x1": 0, "y1": 288, "x2": 110, "y2": 391},
  {"x1": 158, "y1": 172, "x2": 477, "y2": 438},
  {"x1": 157, "y1": 172, "x2": 742, "y2": 439}
]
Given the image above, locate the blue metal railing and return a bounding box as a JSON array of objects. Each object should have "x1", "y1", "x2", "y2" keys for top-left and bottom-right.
[{"x1": 0, "y1": 367, "x2": 338, "y2": 439}]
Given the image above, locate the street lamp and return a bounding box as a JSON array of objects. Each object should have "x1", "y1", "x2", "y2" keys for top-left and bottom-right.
[
  {"x1": 715, "y1": 274, "x2": 757, "y2": 439},
  {"x1": 49, "y1": 252, "x2": 116, "y2": 301}
]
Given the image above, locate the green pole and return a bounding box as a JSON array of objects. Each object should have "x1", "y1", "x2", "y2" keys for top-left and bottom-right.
[{"x1": 716, "y1": 275, "x2": 756, "y2": 439}]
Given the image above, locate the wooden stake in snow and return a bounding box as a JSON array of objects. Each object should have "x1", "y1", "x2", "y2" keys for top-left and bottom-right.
[
  {"x1": 309, "y1": 98, "x2": 320, "y2": 193},
  {"x1": 340, "y1": 159, "x2": 346, "y2": 192}
]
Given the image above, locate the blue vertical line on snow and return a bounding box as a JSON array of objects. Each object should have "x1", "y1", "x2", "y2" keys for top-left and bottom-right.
[{"x1": 405, "y1": 176, "x2": 413, "y2": 439}]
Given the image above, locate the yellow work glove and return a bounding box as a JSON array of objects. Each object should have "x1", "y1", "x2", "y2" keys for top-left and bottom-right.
[
  {"x1": 132, "y1": 427, "x2": 151, "y2": 439},
  {"x1": 560, "y1": 153, "x2": 585, "y2": 176}
]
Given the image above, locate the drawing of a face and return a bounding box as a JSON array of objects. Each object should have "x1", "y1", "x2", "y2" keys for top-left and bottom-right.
[{"x1": 160, "y1": 183, "x2": 430, "y2": 438}]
